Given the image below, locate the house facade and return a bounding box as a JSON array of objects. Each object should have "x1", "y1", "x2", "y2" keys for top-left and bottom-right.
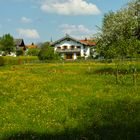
[{"x1": 52, "y1": 34, "x2": 96, "y2": 60}]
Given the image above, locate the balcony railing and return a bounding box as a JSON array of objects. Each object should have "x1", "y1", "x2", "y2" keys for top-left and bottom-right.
[{"x1": 56, "y1": 48, "x2": 81, "y2": 53}]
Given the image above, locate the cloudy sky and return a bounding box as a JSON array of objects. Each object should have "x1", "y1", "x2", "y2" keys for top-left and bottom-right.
[{"x1": 0, "y1": 0, "x2": 130, "y2": 44}]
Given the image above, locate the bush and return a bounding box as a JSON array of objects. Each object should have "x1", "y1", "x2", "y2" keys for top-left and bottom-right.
[
  {"x1": 16, "y1": 49, "x2": 24, "y2": 56},
  {"x1": 2, "y1": 56, "x2": 39, "y2": 65},
  {"x1": 27, "y1": 48, "x2": 40, "y2": 56},
  {"x1": 77, "y1": 56, "x2": 85, "y2": 60},
  {"x1": 38, "y1": 46, "x2": 60, "y2": 61},
  {"x1": 0, "y1": 56, "x2": 4, "y2": 66},
  {"x1": 18, "y1": 56, "x2": 39, "y2": 64}
]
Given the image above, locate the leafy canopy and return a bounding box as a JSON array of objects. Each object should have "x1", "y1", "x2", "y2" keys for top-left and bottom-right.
[
  {"x1": 27, "y1": 48, "x2": 40, "y2": 56},
  {"x1": 0, "y1": 34, "x2": 15, "y2": 54},
  {"x1": 38, "y1": 42, "x2": 60, "y2": 60},
  {"x1": 96, "y1": 0, "x2": 140, "y2": 59}
]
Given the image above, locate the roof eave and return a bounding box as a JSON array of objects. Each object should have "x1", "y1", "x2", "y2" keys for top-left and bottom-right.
[{"x1": 52, "y1": 35, "x2": 87, "y2": 46}]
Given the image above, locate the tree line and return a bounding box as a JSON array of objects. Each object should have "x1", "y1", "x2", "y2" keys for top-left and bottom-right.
[{"x1": 0, "y1": 34, "x2": 59, "y2": 61}]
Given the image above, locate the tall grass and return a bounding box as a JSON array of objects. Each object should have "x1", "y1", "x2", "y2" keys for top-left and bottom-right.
[
  {"x1": 2, "y1": 56, "x2": 39, "y2": 65},
  {"x1": 0, "y1": 62, "x2": 140, "y2": 139}
]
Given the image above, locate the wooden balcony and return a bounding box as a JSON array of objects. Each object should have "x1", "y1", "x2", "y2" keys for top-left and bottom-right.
[{"x1": 56, "y1": 48, "x2": 81, "y2": 53}]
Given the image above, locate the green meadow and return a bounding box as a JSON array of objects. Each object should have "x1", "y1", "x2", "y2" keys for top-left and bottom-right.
[{"x1": 0, "y1": 62, "x2": 140, "y2": 140}]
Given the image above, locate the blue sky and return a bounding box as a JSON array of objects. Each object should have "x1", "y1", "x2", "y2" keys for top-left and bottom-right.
[{"x1": 0, "y1": 0, "x2": 130, "y2": 44}]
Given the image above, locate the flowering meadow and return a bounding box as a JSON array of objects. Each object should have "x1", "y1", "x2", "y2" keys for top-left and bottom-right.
[{"x1": 0, "y1": 62, "x2": 140, "y2": 139}]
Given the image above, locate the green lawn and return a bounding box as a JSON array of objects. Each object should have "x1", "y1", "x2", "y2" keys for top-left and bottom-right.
[{"x1": 0, "y1": 62, "x2": 140, "y2": 140}]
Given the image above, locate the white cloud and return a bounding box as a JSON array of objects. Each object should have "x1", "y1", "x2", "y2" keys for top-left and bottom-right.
[
  {"x1": 17, "y1": 28, "x2": 40, "y2": 39},
  {"x1": 39, "y1": 0, "x2": 101, "y2": 15},
  {"x1": 21, "y1": 17, "x2": 32, "y2": 23},
  {"x1": 60, "y1": 24, "x2": 94, "y2": 35}
]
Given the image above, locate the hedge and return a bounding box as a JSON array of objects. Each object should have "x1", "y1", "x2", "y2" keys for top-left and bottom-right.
[
  {"x1": 0, "y1": 56, "x2": 4, "y2": 66},
  {"x1": 2, "y1": 56, "x2": 39, "y2": 65}
]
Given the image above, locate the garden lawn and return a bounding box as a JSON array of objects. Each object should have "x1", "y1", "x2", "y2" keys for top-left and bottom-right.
[{"x1": 0, "y1": 62, "x2": 140, "y2": 140}]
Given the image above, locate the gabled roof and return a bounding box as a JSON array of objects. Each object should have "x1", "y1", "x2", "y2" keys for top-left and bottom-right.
[
  {"x1": 51, "y1": 34, "x2": 96, "y2": 47},
  {"x1": 14, "y1": 39, "x2": 25, "y2": 46},
  {"x1": 51, "y1": 34, "x2": 87, "y2": 46}
]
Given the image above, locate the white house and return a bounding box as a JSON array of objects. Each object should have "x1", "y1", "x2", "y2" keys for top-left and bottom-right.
[{"x1": 51, "y1": 34, "x2": 96, "y2": 60}]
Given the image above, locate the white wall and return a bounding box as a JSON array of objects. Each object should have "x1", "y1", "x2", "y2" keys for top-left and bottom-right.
[
  {"x1": 84, "y1": 47, "x2": 90, "y2": 57},
  {"x1": 7, "y1": 52, "x2": 16, "y2": 57},
  {"x1": 54, "y1": 39, "x2": 90, "y2": 59},
  {"x1": 73, "y1": 53, "x2": 77, "y2": 60},
  {"x1": 0, "y1": 51, "x2": 16, "y2": 57}
]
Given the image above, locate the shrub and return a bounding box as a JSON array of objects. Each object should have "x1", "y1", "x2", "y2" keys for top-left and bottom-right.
[
  {"x1": 18, "y1": 56, "x2": 39, "y2": 64},
  {"x1": 77, "y1": 56, "x2": 85, "y2": 60},
  {"x1": 27, "y1": 48, "x2": 40, "y2": 56},
  {"x1": 38, "y1": 46, "x2": 60, "y2": 61},
  {"x1": 16, "y1": 49, "x2": 24, "y2": 56},
  {"x1": 2, "y1": 56, "x2": 39, "y2": 65},
  {"x1": 0, "y1": 56, "x2": 4, "y2": 66}
]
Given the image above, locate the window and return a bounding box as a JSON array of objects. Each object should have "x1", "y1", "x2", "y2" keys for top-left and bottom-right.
[
  {"x1": 71, "y1": 45, "x2": 75, "y2": 49},
  {"x1": 57, "y1": 47, "x2": 61, "y2": 49},
  {"x1": 77, "y1": 46, "x2": 81, "y2": 49},
  {"x1": 63, "y1": 46, "x2": 67, "y2": 49}
]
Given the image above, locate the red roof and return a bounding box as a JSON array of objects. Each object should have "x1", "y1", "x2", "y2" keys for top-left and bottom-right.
[
  {"x1": 80, "y1": 39, "x2": 96, "y2": 46},
  {"x1": 26, "y1": 44, "x2": 38, "y2": 49}
]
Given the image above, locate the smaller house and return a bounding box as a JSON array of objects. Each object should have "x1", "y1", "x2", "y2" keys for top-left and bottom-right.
[{"x1": 14, "y1": 39, "x2": 26, "y2": 51}]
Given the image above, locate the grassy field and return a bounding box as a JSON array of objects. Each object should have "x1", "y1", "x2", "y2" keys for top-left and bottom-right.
[{"x1": 0, "y1": 62, "x2": 140, "y2": 140}]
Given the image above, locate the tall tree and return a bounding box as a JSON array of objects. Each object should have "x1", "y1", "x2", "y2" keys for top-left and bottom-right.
[
  {"x1": 127, "y1": 0, "x2": 140, "y2": 39},
  {"x1": 0, "y1": 34, "x2": 15, "y2": 54},
  {"x1": 97, "y1": 0, "x2": 140, "y2": 59}
]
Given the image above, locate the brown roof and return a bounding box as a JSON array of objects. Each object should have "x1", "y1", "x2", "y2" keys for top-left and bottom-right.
[
  {"x1": 80, "y1": 39, "x2": 96, "y2": 46},
  {"x1": 26, "y1": 43, "x2": 38, "y2": 49}
]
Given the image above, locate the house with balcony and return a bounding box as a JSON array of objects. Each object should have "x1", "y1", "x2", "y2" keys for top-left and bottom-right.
[{"x1": 51, "y1": 34, "x2": 96, "y2": 60}]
